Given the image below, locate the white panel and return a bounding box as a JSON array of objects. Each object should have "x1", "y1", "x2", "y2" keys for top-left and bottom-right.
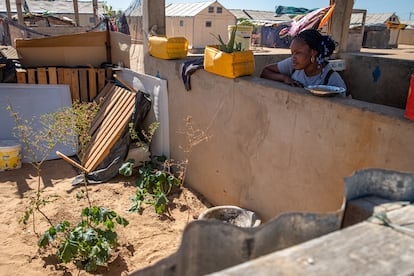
[{"x1": 0, "y1": 83, "x2": 76, "y2": 162}]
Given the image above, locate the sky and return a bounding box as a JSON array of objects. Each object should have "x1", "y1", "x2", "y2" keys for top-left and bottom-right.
[{"x1": 105, "y1": 0, "x2": 414, "y2": 20}]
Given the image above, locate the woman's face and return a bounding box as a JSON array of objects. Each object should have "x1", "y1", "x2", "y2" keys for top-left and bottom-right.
[{"x1": 290, "y1": 38, "x2": 317, "y2": 70}]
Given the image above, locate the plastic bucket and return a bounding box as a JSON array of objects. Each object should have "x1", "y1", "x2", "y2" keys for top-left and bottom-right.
[
  {"x1": 405, "y1": 74, "x2": 414, "y2": 121},
  {"x1": 0, "y1": 140, "x2": 22, "y2": 171},
  {"x1": 228, "y1": 25, "x2": 253, "y2": 51}
]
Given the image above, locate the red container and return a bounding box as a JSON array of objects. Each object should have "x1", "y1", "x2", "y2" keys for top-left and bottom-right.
[{"x1": 405, "y1": 74, "x2": 414, "y2": 121}]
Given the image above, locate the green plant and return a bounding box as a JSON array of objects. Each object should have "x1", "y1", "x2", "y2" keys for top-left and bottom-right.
[
  {"x1": 9, "y1": 100, "x2": 128, "y2": 272},
  {"x1": 127, "y1": 155, "x2": 181, "y2": 214},
  {"x1": 120, "y1": 116, "x2": 209, "y2": 215},
  {"x1": 37, "y1": 100, "x2": 130, "y2": 272},
  {"x1": 7, "y1": 104, "x2": 76, "y2": 233},
  {"x1": 211, "y1": 25, "x2": 242, "y2": 53},
  {"x1": 38, "y1": 206, "x2": 129, "y2": 272}
]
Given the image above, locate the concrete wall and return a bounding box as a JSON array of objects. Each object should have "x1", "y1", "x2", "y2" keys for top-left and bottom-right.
[
  {"x1": 341, "y1": 53, "x2": 414, "y2": 109},
  {"x1": 144, "y1": 56, "x2": 414, "y2": 221}
]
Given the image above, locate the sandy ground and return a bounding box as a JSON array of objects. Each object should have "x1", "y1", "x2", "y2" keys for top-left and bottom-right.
[{"x1": 0, "y1": 159, "x2": 212, "y2": 275}]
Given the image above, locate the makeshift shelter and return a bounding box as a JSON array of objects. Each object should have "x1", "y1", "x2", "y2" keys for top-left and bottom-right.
[{"x1": 350, "y1": 13, "x2": 402, "y2": 48}]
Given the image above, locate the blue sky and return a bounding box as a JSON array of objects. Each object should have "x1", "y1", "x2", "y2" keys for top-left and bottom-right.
[{"x1": 105, "y1": 0, "x2": 414, "y2": 20}]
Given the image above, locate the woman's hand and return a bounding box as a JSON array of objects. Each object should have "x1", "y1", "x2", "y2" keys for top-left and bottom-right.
[
  {"x1": 261, "y1": 65, "x2": 304, "y2": 88},
  {"x1": 283, "y1": 76, "x2": 304, "y2": 88}
]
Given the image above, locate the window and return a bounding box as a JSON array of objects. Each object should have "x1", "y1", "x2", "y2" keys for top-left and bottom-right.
[
  {"x1": 216, "y1": 7, "x2": 222, "y2": 13},
  {"x1": 180, "y1": 20, "x2": 184, "y2": 27},
  {"x1": 208, "y1": 6, "x2": 214, "y2": 13},
  {"x1": 206, "y1": 21, "x2": 212, "y2": 27}
]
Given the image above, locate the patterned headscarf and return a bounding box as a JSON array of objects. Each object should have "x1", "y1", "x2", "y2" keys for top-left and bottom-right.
[{"x1": 293, "y1": 29, "x2": 336, "y2": 65}]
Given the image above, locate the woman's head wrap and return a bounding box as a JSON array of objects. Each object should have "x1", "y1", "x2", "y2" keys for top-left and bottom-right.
[{"x1": 293, "y1": 29, "x2": 336, "y2": 65}]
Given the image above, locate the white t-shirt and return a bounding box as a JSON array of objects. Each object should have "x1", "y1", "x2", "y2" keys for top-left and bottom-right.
[{"x1": 277, "y1": 57, "x2": 347, "y2": 90}]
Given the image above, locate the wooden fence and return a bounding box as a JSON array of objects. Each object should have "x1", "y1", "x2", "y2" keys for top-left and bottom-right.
[{"x1": 16, "y1": 67, "x2": 113, "y2": 102}]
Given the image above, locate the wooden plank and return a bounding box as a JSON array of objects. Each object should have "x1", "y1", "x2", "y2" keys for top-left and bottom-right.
[
  {"x1": 84, "y1": 87, "x2": 126, "y2": 156},
  {"x1": 97, "y1": 69, "x2": 106, "y2": 95},
  {"x1": 37, "y1": 68, "x2": 48, "y2": 84},
  {"x1": 57, "y1": 68, "x2": 65, "y2": 84},
  {"x1": 88, "y1": 85, "x2": 119, "y2": 136},
  {"x1": 48, "y1": 67, "x2": 57, "y2": 84},
  {"x1": 86, "y1": 99, "x2": 134, "y2": 171},
  {"x1": 16, "y1": 69, "x2": 27, "y2": 83},
  {"x1": 85, "y1": 94, "x2": 135, "y2": 171},
  {"x1": 71, "y1": 69, "x2": 80, "y2": 101},
  {"x1": 63, "y1": 68, "x2": 76, "y2": 101},
  {"x1": 27, "y1": 68, "x2": 36, "y2": 84},
  {"x1": 106, "y1": 68, "x2": 113, "y2": 81},
  {"x1": 78, "y1": 69, "x2": 89, "y2": 102},
  {"x1": 83, "y1": 89, "x2": 135, "y2": 171},
  {"x1": 88, "y1": 68, "x2": 97, "y2": 102}
]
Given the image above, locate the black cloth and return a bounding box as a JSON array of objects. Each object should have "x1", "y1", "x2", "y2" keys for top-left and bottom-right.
[{"x1": 180, "y1": 57, "x2": 204, "y2": 91}]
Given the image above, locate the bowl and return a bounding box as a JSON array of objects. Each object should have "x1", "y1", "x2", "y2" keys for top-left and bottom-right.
[{"x1": 305, "y1": 85, "x2": 346, "y2": 97}]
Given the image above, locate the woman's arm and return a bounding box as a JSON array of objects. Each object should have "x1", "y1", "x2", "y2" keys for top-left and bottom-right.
[{"x1": 260, "y1": 64, "x2": 303, "y2": 87}]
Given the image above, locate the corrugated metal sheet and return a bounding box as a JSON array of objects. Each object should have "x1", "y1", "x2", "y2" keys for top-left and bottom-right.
[
  {"x1": 351, "y1": 13, "x2": 398, "y2": 25},
  {"x1": 166, "y1": 0, "x2": 216, "y2": 17},
  {"x1": 124, "y1": 0, "x2": 142, "y2": 16},
  {"x1": 229, "y1": 9, "x2": 292, "y2": 24},
  {"x1": 0, "y1": 0, "x2": 104, "y2": 14}
]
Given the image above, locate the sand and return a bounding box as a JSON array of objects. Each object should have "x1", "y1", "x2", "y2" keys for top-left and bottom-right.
[{"x1": 0, "y1": 159, "x2": 211, "y2": 276}]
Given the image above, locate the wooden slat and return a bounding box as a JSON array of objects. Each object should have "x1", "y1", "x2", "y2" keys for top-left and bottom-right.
[
  {"x1": 88, "y1": 68, "x2": 97, "y2": 102},
  {"x1": 63, "y1": 68, "x2": 76, "y2": 101},
  {"x1": 27, "y1": 68, "x2": 36, "y2": 84},
  {"x1": 37, "y1": 68, "x2": 48, "y2": 84},
  {"x1": 71, "y1": 69, "x2": 80, "y2": 101},
  {"x1": 87, "y1": 99, "x2": 135, "y2": 171},
  {"x1": 97, "y1": 69, "x2": 106, "y2": 95},
  {"x1": 79, "y1": 69, "x2": 89, "y2": 102},
  {"x1": 83, "y1": 88, "x2": 135, "y2": 171},
  {"x1": 16, "y1": 69, "x2": 27, "y2": 83},
  {"x1": 48, "y1": 67, "x2": 57, "y2": 84},
  {"x1": 57, "y1": 68, "x2": 65, "y2": 84},
  {"x1": 88, "y1": 85, "x2": 120, "y2": 135},
  {"x1": 83, "y1": 87, "x2": 126, "y2": 159}
]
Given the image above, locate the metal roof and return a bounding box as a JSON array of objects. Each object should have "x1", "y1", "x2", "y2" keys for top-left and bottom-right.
[
  {"x1": 229, "y1": 9, "x2": 292, "y2": 24},
  {"x1": 0, "y1": 0, "x2": 104, "y2": 14},
  {"x1": 166, "y1": 0, "x2": 216, "y2": 17},
  {"x1": 124, "y1": 0, "x2": 142, "y2": 16},
  {"x1": 351, "y1": 12, "x2": 398, "y2": 26}
]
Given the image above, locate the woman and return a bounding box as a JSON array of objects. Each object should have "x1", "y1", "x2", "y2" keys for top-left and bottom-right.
[{"x1": 260, "y1": 29, "x2": 346, "y2": 90}]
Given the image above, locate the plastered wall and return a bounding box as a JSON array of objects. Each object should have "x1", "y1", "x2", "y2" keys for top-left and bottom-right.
[{"x1": 145, "y1": 56, "x2": 414, "y2": 221}]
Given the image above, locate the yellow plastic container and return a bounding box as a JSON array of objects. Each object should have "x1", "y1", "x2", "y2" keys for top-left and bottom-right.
[
  {"x1": 0, "y1": 140, "x2": 22, "y2": 171},
  {"x1": 148, "y1": 36, "x2": 188, "y2": 60},
  {"x1": 203, "y1": 46, "x2": 255, "y2": 78}
]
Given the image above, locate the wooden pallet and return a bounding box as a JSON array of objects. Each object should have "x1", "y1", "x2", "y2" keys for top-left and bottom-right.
[
  {"x1": 57, "y1": 82, "x2": 136, "y2": 173},
  {"x1": 15, "y1": 67, "x2": 113, "y2": 102}
]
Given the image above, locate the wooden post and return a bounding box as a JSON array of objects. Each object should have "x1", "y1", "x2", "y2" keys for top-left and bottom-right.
[
  {"x1": 143, "y1": 0, "x2": 166, "y2": 72},
  {"x1": 5, "y1": 0, "x2": 12, "y2": 19},
  {"x1": 93, "y1": 0, "x2": 98, "y2": 25},
  {"x1": 15, "y1": 0, "x2": 24, "y2": 26},
  {"x1": 72, "y1": 0, "x2": 80, "y2": 26},
  {"x1": 330, "y1": 0, "x2": 355, "y2": 53}
]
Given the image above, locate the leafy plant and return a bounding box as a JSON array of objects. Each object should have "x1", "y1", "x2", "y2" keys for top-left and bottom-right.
[
  {"x1": 120, "y1": 116, "x2": 209, "y2": 215},
  {"x1": 211, "y1": 24, "x2": 242, "y2": 53},
  {"x1": 9, "y1": 99, "x2": 128, "y2": 272},
  {"x1": 7, "y1": 104, "x2": 76, "y2": 233},
  {"x1": 38, "y1": 206, "x2": 129, "y2": 272},
  {"x1": 127, "y1": 156, "x2": 181, "y2": 214}
]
